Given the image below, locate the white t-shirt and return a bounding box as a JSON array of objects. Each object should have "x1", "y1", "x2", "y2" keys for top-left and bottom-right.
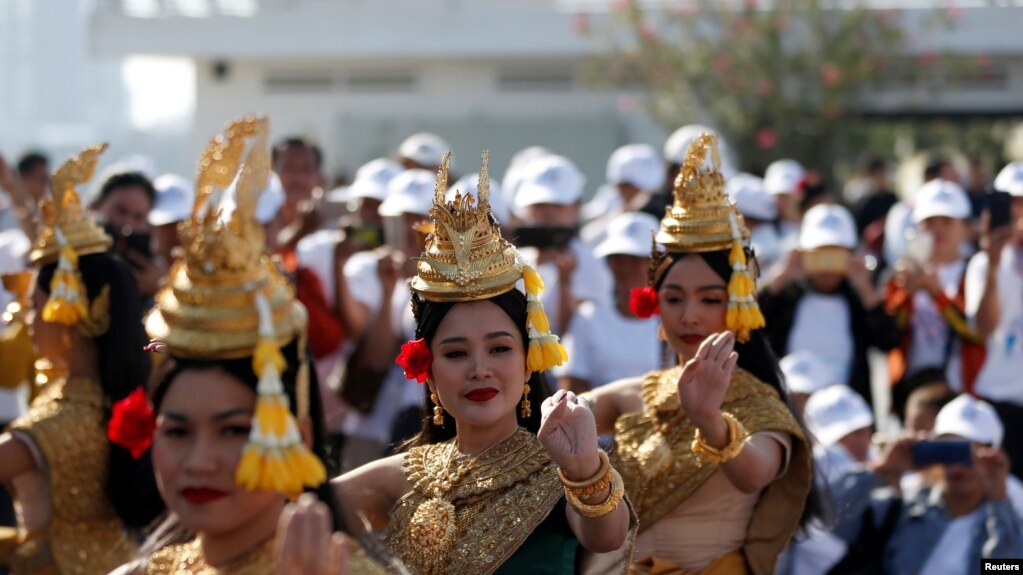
[
  {"x1": 554, "y1": 300, "x2": 661, "y2": 388},
  {"x1": 340, "y1": 250, "x2": 421, "y2": 443},
  {"x1": 907, "y1": 260, "x2": 966, "y2": 391},
  {"x1": 518, "y1": 239, "x2": 613, "y2": 331},
  {"x1": 296, "y1": 229, "x2": 342, "y2": 307},
  {"x1": 0, "y1": 228, "x2": 30, "y2": 423},
  {"x1": 919, "y1": 506, "x2": 982, "y2": 575},
  {"x1": 787, "y1": 293, "x2": 854, "y2": 385},
  {"x1": 966, "y1": 247, "x2": 1023, "y2": 404}
]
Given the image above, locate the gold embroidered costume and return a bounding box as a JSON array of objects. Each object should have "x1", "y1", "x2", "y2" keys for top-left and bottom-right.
[
  {"x1": 0, "y1": 145, "x2": 137, "y2": 575},
  {"x1": 604, "y1": 134, "x2": 811, "y2": 575}
]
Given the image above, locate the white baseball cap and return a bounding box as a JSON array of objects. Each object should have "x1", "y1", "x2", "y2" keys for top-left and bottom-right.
[
  {"x1": 764, "y1": 159, "x2": 806, "y2": 196},
  {"x1": 726, "y1": 173, "x2": 776, "y2": 221},
  {"x1": 378, "y1": 169, "x2": 435, "y2": 217},
  {"x1": 501, "y1": 146, "x2": 553, "y2": 210},
  {"x1": 662, "y1": 124, "x2": 737, "y2": 179},
  {"x1": 607, "y1": 144, "x2": 665, "y2": 192},
  {"x1": 804, "y1": 384, "x2": 875, "y2": 448},
  {"x1": 780, "y1": 351, "x2": 840, "y2": 395},
  {"x1": 911, "y1": 179, "x2": 971, "y2": 224},
  {"x1": 594, "y1": 212, "x2": 660, "y2": 258},
  {"x1": 994, "y1": 161, "x2": 1023, "y2": 197},
  {"x1": 513, "y1": 155, "x2": 586, "y2": 213},
  {"x1": 449, "y1": 173, "x2": 510, "y2": 225},
  {"x1": 220, "y1": 172, "x2": 285, "y2": 225},
  {"x1": 149, "y1": 174, "x2": 195, "y2": 227},
  {"x1": 934, "y1": 394, "x2": 1003, "y2": 448},
  {"x1": 345, "y1": 158, "x2": 404, "y2": 202},
  {"x1": 799, "y1": 204, "x2": 857, "y2": 250},
  {"x1": 398, "y1": 133, "x2": 450, "y2": 169}
]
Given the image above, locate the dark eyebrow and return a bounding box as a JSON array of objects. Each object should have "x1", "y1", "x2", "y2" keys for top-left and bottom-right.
[
  {"x1": 662, "y1": 283, "x2": 727, "y2": 292},
  {"x1": 439, "y1": 331, "x2": 516, "y2": 345},
  {"x1": 162, "y1": 408, "x2": 252, "y2": 423}
]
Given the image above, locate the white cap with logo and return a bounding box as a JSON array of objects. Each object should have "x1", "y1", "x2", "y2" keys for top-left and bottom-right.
[
  {"x1": 378, "y1": 169, "x2": 436, "y2": 217},
  {"x1": 726, "y1": 173, "x2": 777, "y2": 222},
  {"x1": 513, "y1": 155, "x2": 586, "y2": 215},
  {"x1": 149, "y1": 174, "x2": 195, "y2": 227},
  {"x1": 781, "y1": 351, "x2": 840, "y2": 395},
  {"x1": 799, "y1": 204, "x2": 857, "y2": 250},
  {"x1": 344, "y1": 158, "x2": 404, "y2": 202},
  {"x1": 804, "y1": 384, "x2": 875, "y2": 448},
  {"x1": 594, "y1": 212, "x2": 660, "y2": 259},
  {"x1": 607, "y1": 144, "x2": 665, "y2": 192},
  {"x1": 911, "y1": 179, "x2": 971, "y2": 224},
  {"x1": 934, "y1": 394, "x2": 1004, "y2": 448},
  {"x1": 764, "y1": 159, "x2": 806, "y2": 196},
  {"x1": 994, "y1": 161, "x2": 1023, "y2": 197},
  {"x1": 449, "y1": 173, "x2": 510, "y2": 225},
  {"x1": 398, "y1": 133, "x2": 450, "y2": 169}
]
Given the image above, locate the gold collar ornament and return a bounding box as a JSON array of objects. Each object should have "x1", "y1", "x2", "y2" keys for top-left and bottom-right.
[
  {"x1": 30, "y1": 144, "x2": 114, "y2": 334},
  {"x1": 145, "y1": 115, "x2": 325, "y2": 497},
  {"x1": 651, "y1": 133, "x2": 764, "y2": 342},
  {"x1": 410, "y1": 151, "x2": 566, "y2": 372}
]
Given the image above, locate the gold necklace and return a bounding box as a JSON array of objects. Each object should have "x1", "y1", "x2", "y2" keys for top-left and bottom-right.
[
  {"x1": 160, "y1": 537, "x2": 275, "y2": 575},
  {"x1": 407, "y1": 441, "x2": 476, "y2": 568}
]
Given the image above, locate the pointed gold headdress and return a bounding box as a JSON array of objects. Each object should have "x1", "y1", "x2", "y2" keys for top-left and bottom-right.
[
  {"x1": 651, "y1": 133, "x2": 764, "y2": 342},
  {"x1": 410, "y1": 151, "x2": 567, "y2": 373},
  {"x1": 144, "y1": 115, "x2": 325, "y2": 497}
]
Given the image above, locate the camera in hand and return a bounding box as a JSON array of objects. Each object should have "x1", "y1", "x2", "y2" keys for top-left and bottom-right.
[
  {"x1": 911, "y1": 439, "x2": 972, "y2": 468},
  {"x1": 512, "y1": 226, "x2": 577, "y2": 250},
  {"x1": 102, "y1": 222, "x2": 153, "y2": 265},
  {"x1": 342, "y1": 224, "x2": 384, "y2": 249}
]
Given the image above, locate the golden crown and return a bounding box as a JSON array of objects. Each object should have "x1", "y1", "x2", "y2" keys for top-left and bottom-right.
[
  {"x1": 29, "y1": 144, "x2": 113, "y2": 265},
  {"x1": 656, "y1": 132, "x2": 749, "y2": 253},
  {"x1": 411, "y1": 151, "x2": 522, "y2": 302},
  {"x1": 145, "y1": 115, "x2": 306, "y2": 359}
]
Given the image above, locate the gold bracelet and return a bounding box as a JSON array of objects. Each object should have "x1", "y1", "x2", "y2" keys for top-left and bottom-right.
[
  {"x1": 565, "y1": 467, "x2": 624, "y2": 518},
  {"x1": 691, "y1": 412, "x2": 748, "y2": 467},
  {"x1": 558, "y1": 450, "x2": 612, "y2": 500}
]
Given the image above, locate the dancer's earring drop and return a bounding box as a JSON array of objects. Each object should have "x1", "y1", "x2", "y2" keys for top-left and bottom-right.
[
  {"x1": 520, "y1": 384, "x2": 532, "y2": 418},
  {"x1": 431, "y1": 391, "x2": 444, "y2": 426}
]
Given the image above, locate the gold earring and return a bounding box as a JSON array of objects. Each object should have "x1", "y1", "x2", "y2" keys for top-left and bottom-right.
[
  {"x1": 520, "y1": 384, "x2": 532, "y2": 418},
  {"x1": 431, "y1": 392, "x2": 444, "y2": 426}
]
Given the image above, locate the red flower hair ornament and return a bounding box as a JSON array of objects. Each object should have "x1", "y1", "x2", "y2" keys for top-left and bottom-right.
[
  {"x1": 107, "y1": 386, "x2": 156, "y2": 459},
  {"x1": 629, "y1": 286, "x2": 660, "y2": 319},
  {"x1": 396, "y1": 338, "x2": 432, "y2": 384}
]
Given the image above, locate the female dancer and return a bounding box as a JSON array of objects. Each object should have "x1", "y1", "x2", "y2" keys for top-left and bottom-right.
[
  {"x1": 109, "y1": 117, "x2": 382, "y2": 575},
  {"x1": 322, "y1": 151, "x2": 632, "y2": 575},
  {"x1": 0, "y1": 145, "x2": 163, "y2": 574},
  {"x1": 586, "y1": 133, "x2": 815, "y2": 575}
]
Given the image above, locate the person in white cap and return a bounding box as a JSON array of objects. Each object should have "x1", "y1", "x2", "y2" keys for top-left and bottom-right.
[
  {"x1": 580, "y1": 144, "x2": 665, "y2": 246},
  {"x1": 512, "y1": 155, "x2": 612, "y2": 335},
  {"x1": 805, "y1": 384, "x2": 875, "y2": 483},
  {"x1": 556, "y1": 212, "x2": 662, "y2": 393},
  {"x1": 450, "y1": 171, "x2": 510, "y2": 227},
  {"x1": 761, "y1": 204, "x2": 898, "y2": 407},
  {"x1": 726, "y1": 173, "x2": 784, "y2": 275},
  {"x1": 335, "y1": 157, "x2": 404, "y2": 227},
  {"x1": 397, "y1": 132, "x2": 449, "y2": 172},
  {"x1": 272, "y1": 137, "x2": 324, "y2": 239},
  {"x1": 337, "y1": 168, "x2": 436, "y2": 470},
  {"x1": 764, "y1": 159, "x2": 806, "y2": 241},
  {"x1": 966, "y1": 160, "x2": 1023, "y2": 479},
  {"x1": 885, "y1": 179, "x2": 983, "y2": 398},
  {"x1": 829, "y1": 394, "x2": 1022, "y2": 575},
  {"x1": 500, "y1": 146, "x2": 551, "y2": 224},
  {"x1": 148, "y1": 173, "x2": 194, "y2": 264},
  {"x1": 779, "y1": 351, "x2": 841, "y2": 417}
]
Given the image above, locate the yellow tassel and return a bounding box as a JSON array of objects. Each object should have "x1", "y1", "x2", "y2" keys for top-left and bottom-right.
[
  {"x1": 252, "y1": 338, "x2": 286, "y2": 377},
  {"x1": 526, "y1": 301, "x2": 551, "y2": 334},
  {"x1": 726, "y1": 304, "x2": 740, "y2": 331},
  {"x1": 728, "y1": 272, "x2": 754, "y2": 298},
  {"x1": 750, "y1": 306, "x2": 766, "y2": 330},
  {"x1": 527, "y1": 339, "x2": 545, "y2": 372},
  {"x1": 254, "y1": 395, "x2": 291, "y2": 437},
  {"x1": 522, "y1": 265, "x2": 544, "y2": 296},
  {"x1": 729, "y1": 241, "x2": 745, "y2": 267},
  {"x1": 42, "y1": 245, "x2": 90, "y2": 326}
]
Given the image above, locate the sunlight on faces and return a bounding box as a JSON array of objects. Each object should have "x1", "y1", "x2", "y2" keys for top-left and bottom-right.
[
  {"x1": 919, "y1": 216, "x2": 964, "y2": 259},
  {"x1": 274, "y1": 147, "x2": 319, "y2": 202},
  {"x1": 656, "y1": 255, "x2": 729, "y2": 362},
  {"x1": 152, "y1": 369, "x2": 283, "y2": 535},
  {"x1": 427, "y1": 300, "x2": 531, "y2": 430}
]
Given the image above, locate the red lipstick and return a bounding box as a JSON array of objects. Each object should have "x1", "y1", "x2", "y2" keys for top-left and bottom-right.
[
  {"x1": 680, "y1": 334, "x2": 705, "y2": 345},
  {"x1": 181, "y1": 487, "x2": 227, "y2": 505},
  {"x1": 465, "y1": 388, "x2": 499, "y2": 402}
]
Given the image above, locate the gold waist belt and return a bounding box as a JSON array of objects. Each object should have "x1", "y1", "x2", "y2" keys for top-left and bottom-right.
[{"x1": 629, "y1": 549, "x2": 747, "y2": 575}]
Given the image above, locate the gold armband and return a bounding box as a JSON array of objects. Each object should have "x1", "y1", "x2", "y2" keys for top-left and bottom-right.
[
  {"x1": 565, "y1": 467, "x2": 624, "y2": 518},
  {"x1": 558, "y1": 450, "x2": 612, "y2": 500},
  {"x1": 691, "y1": 412, "x2": 748, "y2": 467}
]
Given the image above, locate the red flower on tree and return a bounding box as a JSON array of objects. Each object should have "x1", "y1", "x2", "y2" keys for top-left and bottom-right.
[
  {"x1": 396, "y1": 338, "x2": 432, "y2": 384},
  {"x1": 629, "y1": 286, "x2": 660, "y2": 319},
  {"x1": 107, "y1": 386, "x2": 156, "y2": 459}
]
